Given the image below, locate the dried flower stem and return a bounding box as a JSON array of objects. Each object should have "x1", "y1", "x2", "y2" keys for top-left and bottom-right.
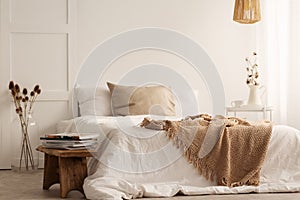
[
  {"x1": 245, "y1": 52, "x2": 260, "y2": 86},
  {"x1": 9, "y1": 81, "x2": 41, "y2": 170}
]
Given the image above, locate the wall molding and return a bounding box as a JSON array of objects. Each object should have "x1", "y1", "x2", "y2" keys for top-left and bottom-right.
[{"x1": 0, "y1": 0, "x2": 77, "y2": 169}]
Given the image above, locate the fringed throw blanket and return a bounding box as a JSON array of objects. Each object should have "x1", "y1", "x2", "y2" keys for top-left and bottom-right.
[{"x1": 140, "y1": 114, "x2": 273, "y2": 187}]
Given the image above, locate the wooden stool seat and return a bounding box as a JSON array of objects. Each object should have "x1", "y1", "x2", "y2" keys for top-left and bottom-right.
[{"x1": 36, "y1": 145, "x2": 94, "y2": 198}]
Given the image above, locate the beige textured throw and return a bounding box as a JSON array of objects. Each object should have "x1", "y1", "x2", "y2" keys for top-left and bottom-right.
[{"x1": 140, "y1": 115, "x2": 273, "y2": 187}]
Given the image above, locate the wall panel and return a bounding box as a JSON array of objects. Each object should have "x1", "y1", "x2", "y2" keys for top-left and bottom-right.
[
  {"x1": 11, "y1": 33, "x2": 68, "y2": 91},
  {"x1": 34, "y1": 101, "x2": 70, "y2": 134},
  {"x1": 0, "y1": 0, "x2": 75, "y2": 169},
  {"x1": 10, "y1": 0, "x2": 68, "y2": 25}
]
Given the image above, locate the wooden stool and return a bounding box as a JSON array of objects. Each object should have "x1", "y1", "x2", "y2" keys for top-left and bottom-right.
[{"x1": 36, "y1": 145, "x2": 94, "y2": 198}]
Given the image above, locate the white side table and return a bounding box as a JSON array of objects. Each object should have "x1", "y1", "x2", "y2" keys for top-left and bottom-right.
[{"x1": 226, "y1": 106, "x2": 274, "y2": 121}]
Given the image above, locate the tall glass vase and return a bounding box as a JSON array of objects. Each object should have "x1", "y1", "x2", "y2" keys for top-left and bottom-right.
[{"x1": 11, "y1": 111, "x2": 40, "y2": 172}]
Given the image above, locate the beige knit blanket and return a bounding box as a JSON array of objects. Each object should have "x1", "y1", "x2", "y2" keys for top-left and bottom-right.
[{"x1": 140, "y1": 114, "x2": 273, "y2": 187}]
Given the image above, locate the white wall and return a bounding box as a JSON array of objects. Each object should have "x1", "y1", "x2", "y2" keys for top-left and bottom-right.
[
  {"x1": 77, "y1": 0, "x2": 257, "y2": 103},
  {"x1": 0, "y1": 0, "x2": 77, "y2": 168},
  {"x1": 0, "y1": 0, "x2": 256, "y2": 168}
]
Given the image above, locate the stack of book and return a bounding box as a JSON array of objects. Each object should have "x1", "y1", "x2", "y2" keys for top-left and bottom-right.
[{"x1": 40, "y1": 133, "x2": 98, "y2": 149}]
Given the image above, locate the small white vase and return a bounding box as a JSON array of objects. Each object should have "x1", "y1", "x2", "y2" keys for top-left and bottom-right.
[{"x1": 247, "y1": 84, "x2": 262, "y2": 106}]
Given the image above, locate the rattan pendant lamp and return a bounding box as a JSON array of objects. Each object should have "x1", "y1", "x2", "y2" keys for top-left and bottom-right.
[{"x1": 233, "y1": 0, "x2": 261, "y2": 24}]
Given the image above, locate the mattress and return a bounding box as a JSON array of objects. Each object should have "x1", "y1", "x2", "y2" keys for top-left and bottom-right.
[{"x1": 57, "y1": 115, "x2": 300, "y2": 199}]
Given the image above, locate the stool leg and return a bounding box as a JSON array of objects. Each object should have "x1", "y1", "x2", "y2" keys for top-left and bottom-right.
[
  {"x1": 58, "y1": 157, "x2": 87, "y2": 198},
  {"x1": 43, "y1": 154, "x2": 59, "y2": 190}
]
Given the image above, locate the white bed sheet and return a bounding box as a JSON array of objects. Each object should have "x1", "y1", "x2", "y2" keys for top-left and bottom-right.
[{"x1": 58, "y1": 116, "x2": 300, "y2": 200}]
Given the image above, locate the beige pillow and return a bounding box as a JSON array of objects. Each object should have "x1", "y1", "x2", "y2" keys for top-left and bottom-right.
[{"x1": 107, "y1": 82, "x2": 176, "y2": 116}]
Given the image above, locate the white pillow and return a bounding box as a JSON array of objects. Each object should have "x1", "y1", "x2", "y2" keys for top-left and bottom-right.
[{"x1": 75, "y1": 85, "x2": 112, "y2": 116}]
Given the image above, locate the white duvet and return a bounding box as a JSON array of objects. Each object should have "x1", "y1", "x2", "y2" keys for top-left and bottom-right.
[{"x1": 58, "y1": 115, "x2": 300, "y2": 200}]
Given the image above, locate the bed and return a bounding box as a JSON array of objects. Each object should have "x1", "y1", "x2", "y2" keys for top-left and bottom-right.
[{"x1": 56, "y1": 82, "x2": 300, "y2": 200}]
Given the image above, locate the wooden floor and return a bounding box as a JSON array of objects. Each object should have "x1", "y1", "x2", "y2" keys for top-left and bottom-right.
[{"x1": 0, "y1": 169, "x2": 300, "y2": 200}]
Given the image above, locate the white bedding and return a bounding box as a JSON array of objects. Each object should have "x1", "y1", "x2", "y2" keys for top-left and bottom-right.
[{"x1": 58, "y1": 115, "x2": 300, "y2": 200}]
